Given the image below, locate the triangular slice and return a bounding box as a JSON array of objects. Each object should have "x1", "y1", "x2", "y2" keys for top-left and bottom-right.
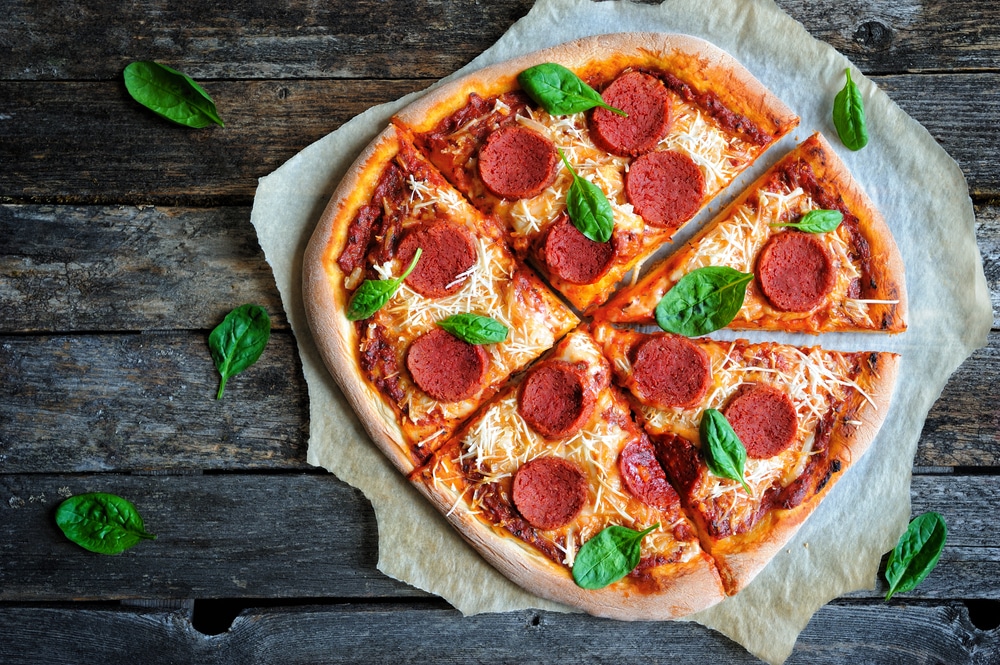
[
  {"x1": 394, "y1": 33, "x2": 798, "y2": 311},
  {"x1": 595, "y1": 132, "x2": 907, "y2": 333},
  {"x1": 411, "y1": 329, "x2": 725, "y2": 619},
  {"x1": 303, "y1": 125, "x2": 578, "y2": 474},
  {"x1": 591, "y1": 322, "x2": 899, "y2": 594}
]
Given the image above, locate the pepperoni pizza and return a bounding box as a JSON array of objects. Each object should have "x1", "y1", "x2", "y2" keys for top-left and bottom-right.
[{"x1": 302, "y1": 33, "x2": 906, "y2": 620}]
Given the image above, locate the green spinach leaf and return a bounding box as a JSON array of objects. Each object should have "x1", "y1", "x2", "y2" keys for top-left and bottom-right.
[
  {"x1": 572, "y1": 523, "x2": 660, "y2": 589},
  {"x1": 346, "y1": 249, "x2": 422, "y2": 322},
  {"x1": 654, "y1": 266, "x2": 753, "y2": 337},
  {"x1": 55, "y1": 493, "x2": 156, "y2": 555},
  {"x1": 437, "y1": 313, "x2": 509, "y2": 345},
  {"x1": 124, "y1": 61, "x2": 224, "y2": 128},
  {"x1": 700, "y1": 408, "x2": 751, "y2": 494},
  {"x1": 770, "y1": 209, "x2": 843, "y2": 234},
  {"x1": 558, "y1": 148, "x2": 614, "y2": 243},
  {"x1": 518, "y1": 63, "x2": 626, "y2": 117},
  {"x1": 884, "y1": 512, "x2": 947, "y2": 600},
  {"x1": 833, "y1": 68, "x2": 868, "y2": 151},
  {"x1": 209, "y1": 303, "x2": 271, "y2": 399}
]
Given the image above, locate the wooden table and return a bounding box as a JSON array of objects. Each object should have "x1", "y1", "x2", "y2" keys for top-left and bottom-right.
[{"x1": 2, "y1": 1, "x2": 998, "y2": 662}]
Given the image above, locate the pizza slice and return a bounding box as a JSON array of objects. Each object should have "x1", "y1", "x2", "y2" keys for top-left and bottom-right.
[
  {"x1": 590, "y1": 322, "x2": 899, "y2": 593},
  {"x1": 393, "y1": 33, "x2": 799, "y2": 311},
  {"x1": 303, "y1": 124, "x2": 579, "y2": 474},
  {"x1": 411, "y1": 329, "x2": 726, "y2": 619},
  {"x1": 595, "y1": 132, "x2": 907, "y2": 334}
]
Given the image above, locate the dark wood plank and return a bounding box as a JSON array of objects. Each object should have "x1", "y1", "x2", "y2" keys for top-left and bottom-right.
[
  {"x1": 0, "y1": 332, "x2": 309, "y2": 473},
  {"x1": 1, "y1": 75, "x2": 998, "y2": 205},
  {"x1": 0, "y1": 601, "x2": 996, "y2": 665},
  {"x1": 0, "y1": 473, "x2": 995, "y2": 601},
  {"x1": 3, "y1": 0, "x2": 997, "y2": 81}
]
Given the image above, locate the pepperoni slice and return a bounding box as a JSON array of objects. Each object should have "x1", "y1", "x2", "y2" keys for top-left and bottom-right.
[
  {"x1": 396, "y1": 222, "x2": 478, "y2": 298},
  {"x1": 631, "y1": 334, "x2": 711, "y2": 409},
  {"x1": 756, "y1": 231, "x2": 835, "y2": 312},
  {"x1": 517, "y1": 361, "x2": 595, "y2": 439},
  {"x1": 477, "y1": 125, "x2": 559, "y2": 200},
  {"x1": 542, "y1": 213, "x2": 615, "y2": 284},
  {"x1": 619, "y1": 437, "x2": 679, "y2": 510},
  {"x1": 589, "y1": 71, "x2": 672, "y2": 157},
  {"x1": 625, "y1": 150, "x2": 705, "y2": 228},
  {"x1": 405, "y1": 328, "x2": 489, "y2": 402},
  {"x1": 722, "y1": 384, "x2": 799, "y2": 459},
  {"x1": 512, "y1": 457, "x2": 588, "y2": 530}
]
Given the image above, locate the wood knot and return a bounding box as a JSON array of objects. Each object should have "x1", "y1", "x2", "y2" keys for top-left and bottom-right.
[{"x1": 853, "y1": 20, "x2": 893, "y2": 51}]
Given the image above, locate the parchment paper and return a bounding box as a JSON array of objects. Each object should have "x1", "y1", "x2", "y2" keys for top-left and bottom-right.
[{"x1": 249, "y1": 0, "x2": 993, "y2": 662}]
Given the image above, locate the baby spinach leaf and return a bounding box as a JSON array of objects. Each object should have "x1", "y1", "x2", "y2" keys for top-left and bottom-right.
[
  {"x1": 558, "y1": 148, "x2": 614, "y2": 243},
  {"x1": 437, "y1": 313, "x2": 508, "y2": 345},
  {"x1": 572, "y1": 523, "x2": 660, "y2": 589},
  {"x1": 123, "y1": 61, "x2": 224, "y2": 128},
  {"x1": 700, "y1": 408, "x2": 751, "y2": 494},
  {"x1": 518, "y1": 63, "x2": 626, "y2": 117},
  {"x1": 209, "y1": 303, "x2": 271, "y2": 399},
  {"x1": 833, "y1": 68, "x2": 868, "y2": 151},
  {"x1": 770, "y1": 209, "x2": 843, "y2": 234},
  {"x1": 884, "y1": 512, "x2": 947, "y2": 600},
  {"x1": 654, "y1": 266, "x2": 753, "y2": 337},
  {"x1": 346, "y1": 248, "x2": 422, "y2": 322},
  {"x1": 55, "y1": 493, "x2": 156, "y2": 555}
]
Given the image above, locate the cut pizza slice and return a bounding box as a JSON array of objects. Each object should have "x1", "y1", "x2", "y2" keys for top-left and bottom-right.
[
  {"x1": 590, "y1": 322, "x2": 899, "y2": 594},
  {"x1": 595, "y1": 132, "x2": 907, "y2": 334},
  {"x1": 303, "y1": 124, "x2": 579, "y2": 474},
  {"x1": 394, "y1": 33, "x2": 799, "y2": 311},
  {"x1": 411, "y1": 329, "x2": 726, "y2": 619}
]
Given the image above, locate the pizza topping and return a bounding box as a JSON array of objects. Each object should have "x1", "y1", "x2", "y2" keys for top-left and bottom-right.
[
  {"x1": 478, "y1": 125, "x2": 559, "y2": 199},
  {"x1": 756, "y1": 231, "x2": 836, "y2": 312},
  {"x1": 396, "y1": 221, "x2": 477, "y2": 298},
  {"x1": 625, "y1": 150, "x2": 704, "y2": 228},
  {"x1": 618, "y1": 437, "x2": 680, "y2": 509},
  {"x1": 518, "y1": 361, "x2": 595, "y2": 439},
  {"x1": 517, "y1": 63, "x2": 626, "y2": 117},
  {"x1": 543, "y1": 212, "x2": 615, "y2": 284},
  {"x1": 589, "y1": 71, "x2": 672, "y2": 157},
  {"x1": 722, "y1": 384, "x2": 799, "y2": 459},
  {"x1": 630, "y1": 334, "x2": 712, "y2": 409},
  {"x1": 771, "y1": 209, "x2": 844, "y2": 234},
  {"x1": 436, "y1": 313, "x2": 509, "y2": 345},
  {"x1": 406, "y1": 327, "x2": 489, "y2": 402},
  {"x1": 337, "y1": 162, "x2": 406, "y2": 277},
  {"x1": 512, "y1": 456, "x2": 589, "y2": 530}
]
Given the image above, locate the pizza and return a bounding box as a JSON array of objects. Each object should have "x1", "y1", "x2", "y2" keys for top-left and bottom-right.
[{"x1": 302, "y1": 33, "x2": 906, "y2": 620}]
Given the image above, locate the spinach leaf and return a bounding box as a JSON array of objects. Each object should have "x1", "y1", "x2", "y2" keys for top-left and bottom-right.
[
  {"x1": 558, "y1": 148, "x2": 614, "y2": 243},
  {"x1": 55, "y1": 493, "x2": 156, "y2": 555},
  {"x1": 209, "y1": 303, "x2": 271, "y2": 399},
  {"x1": 572, "y1": 523, "x2": 660, "y2": 589},
  {"x1": 833, "y1": 68, "x2": 868, "y2": 151},
  {"x1": 437, "y1": 313, "x2": 508, "y2": 345},
  {"x1": 517, "y1": 63, "x2": 626, "y2": 117},
  {"x1": 123, "y1": 61, "x2": 224, "y2": 128},
  {"x1": 884, "y1": 512, "x2": 947, "y2": 600},
  {"x1": 346, "y1": 249, "x2": 422, "y2": 322},
  {"x1": 700, "y1": 408, "x2": 751, "y2": 494},
  {"x1": 770, "y1": 209, "x2": 843, "y2": 234},
  {"x1": 654, "y1": 266, "x2": 753, "y2": 337}
]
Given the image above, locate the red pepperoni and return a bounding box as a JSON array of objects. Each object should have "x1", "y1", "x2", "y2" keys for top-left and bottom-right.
[
  {"x1": 512, "y1": 457, "x2": 588, "y2": 530},
  {"x1": 631, "y1": 334, "x2": 711, "y2": 409},
  {"x1": 542, "y1": 213, "x2": 615, "y2": 284},
  {"x1": 625, "y1": 150, "x2": 705, "y2": 228},
  {"x1": 618, "y1": 437, "x2": 679, "y2": 509},
  {"x1": 406, "y1": 328, "x2": 489, "y2": 402},
  {"x1": 589, "y1": 71, "x2": 672, "y2": 157},
  {"x1": 477, "y1": 125, "x2": 559, "y2": 200},
  {"x1": 756, "y1": 231, "x2": 835, "y2": 312},
  {"x1": 722, "y1": 384, "x2": 799, "y2": 459},
  {"x1": 517, "y1": 361, "x2": 595, "y2": 439},
  {"x1": 396, "y1": 222, "x2": 478, "y2": 298}
]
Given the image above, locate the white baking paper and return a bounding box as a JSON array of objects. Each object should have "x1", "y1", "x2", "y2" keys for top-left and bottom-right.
[{"x1": 249, "y1": 1, "x2": 993, "y2": 662}]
